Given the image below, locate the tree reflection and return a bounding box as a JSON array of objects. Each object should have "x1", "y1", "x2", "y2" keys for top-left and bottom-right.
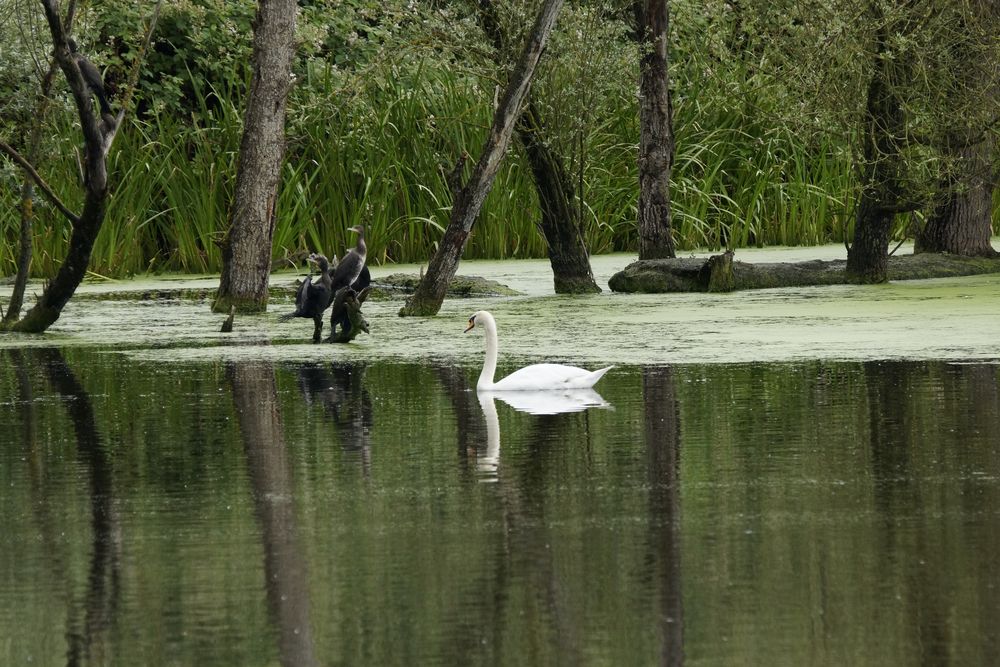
[
  {"x1": 6, "y1": 348, "x2": 121, "y2": 667},
  {"x1": 863, "y1": 360, "x2": 1000, "y2": 665},
  {"x1": 294, "y1": 361, "x2": 373, "y2": 472},
  {"x1": 228, "y1": 361, "x2": 317, "y2": 667},
  {"x1": 433, "y1": 364, "x2": 490, "y2": 477},
  {"x1": 642, "y1": 366, "x2": 684, "y2": 667}
]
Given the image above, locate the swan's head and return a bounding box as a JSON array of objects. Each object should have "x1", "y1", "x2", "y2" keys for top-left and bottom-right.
[
  {"x1": 348, "y1": 225, "x2": 364, "y2": 236},
  {"x1": 464, "y1": 310, "x2": 490, "y2": 333}
]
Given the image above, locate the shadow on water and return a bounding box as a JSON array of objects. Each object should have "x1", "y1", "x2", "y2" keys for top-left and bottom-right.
[
  {"x1": 6, "y1": 348, "x2": 119, "y2": 667},
  {"x1": 227, "y1": 361, "x2": 318, "y2": 667}
]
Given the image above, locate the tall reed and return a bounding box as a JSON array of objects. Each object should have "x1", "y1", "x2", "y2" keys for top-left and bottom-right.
[{"x1": 6, "y1": 52, "x2": 992, "y2": 280}]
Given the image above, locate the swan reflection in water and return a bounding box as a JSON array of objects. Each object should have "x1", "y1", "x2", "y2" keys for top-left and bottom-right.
[
  {"x1": 485, "y1": 388, "x2": 610, "y2": 415},
  {"x1": 475, "y1": 388, "x2": 612, "y2": 481}
]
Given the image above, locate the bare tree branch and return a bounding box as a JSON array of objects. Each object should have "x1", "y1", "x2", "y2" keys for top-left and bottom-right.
[{"x1": 0, "y1": 140, "x2": 80, "y2": 224}]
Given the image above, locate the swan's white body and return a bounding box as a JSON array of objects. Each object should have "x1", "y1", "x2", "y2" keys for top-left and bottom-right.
[{"x1": 466, "y1": 311, "x2": 612, "y2": 391}]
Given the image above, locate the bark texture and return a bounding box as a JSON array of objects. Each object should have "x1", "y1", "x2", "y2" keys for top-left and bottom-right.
[
  {"x1": 916, "y1": 1, "x2": 999, "y2": 258},
  {"x1": 917, "y1": 138, "x2": 998, "y2": 257},
  {"x1": 477, "y1": 0, "x2": 599, "y2": 294},
  {"x1": 214, "y1": 0, "x2": 298, "y2": 314},
  {"x1": 636, "y1": 0, "x2": 676, "y2": 260},
  {"x1": 399, "y1": 0, "x2": 564, "y2": 316}
]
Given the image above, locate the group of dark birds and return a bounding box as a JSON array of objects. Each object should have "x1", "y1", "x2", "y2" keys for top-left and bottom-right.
[
  {"x1": 67, "y1": 41, "x2": 370, "y2": 343},
  {"x1": 280, "y1": 225, "x2": 371, "y2": 342}
]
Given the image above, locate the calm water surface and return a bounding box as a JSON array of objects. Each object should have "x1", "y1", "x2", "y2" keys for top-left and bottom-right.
[{"x1": 1, "y1": 349, "x2": 998, "y2": 665}]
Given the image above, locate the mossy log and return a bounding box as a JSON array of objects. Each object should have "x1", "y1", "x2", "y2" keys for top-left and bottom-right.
[
  {"x1": 378, "y1": 273, "x2": 522, "y2": 297},
  {"x1": 608, "y1": 251, "x2": 1000, "y2": 293},
  {"x1": 326, "y1": 286, "x2": 371, "y2": 343}
]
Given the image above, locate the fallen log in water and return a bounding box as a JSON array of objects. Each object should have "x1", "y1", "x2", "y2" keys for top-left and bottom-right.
[{"x1": 608, "y1": 251, "x2": 1000, "y2": 293}]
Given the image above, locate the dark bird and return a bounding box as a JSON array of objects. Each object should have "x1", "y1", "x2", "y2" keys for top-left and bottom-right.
[
  {"x1": 330, "y1": 225, "x2": 367, "y2": 292},
  {"x1": 68, "y1": 39, "x2": 114, "y2": 124},
  {"x1": 280, "y1": 253, "x2": 333, "y2": 342},
  {"x1": 328, "y1": 269, "x2": 370, "y2": 339}
]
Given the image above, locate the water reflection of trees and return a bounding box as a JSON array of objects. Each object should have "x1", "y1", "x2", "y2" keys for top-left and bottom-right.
[
  {"x1": 432, "y1": 364, "x2": 684, "y2": 663},
  {"x1": 863, "y1": 361, "x2": 1000, "y2": 665},
  {"x1": 642, "y1": 366, "x2": 684, "y2": 667},
  {"x1": 6, "y1": 348, "x2": 120, "y2": 666},
  {"x1": 293, "y1": 362, "x2": 373, "y2": 472},
  {"x1": 433, "y1": 365, "x2": 490, "y2": 476},
  {"x1": 228, "y1": 361, "x2": 318, "y2": 667}
]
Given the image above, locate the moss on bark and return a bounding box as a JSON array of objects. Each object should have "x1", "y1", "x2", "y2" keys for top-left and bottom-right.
[{"x1": 609, "y1": 252, "x2": 1000, "y2": 293}]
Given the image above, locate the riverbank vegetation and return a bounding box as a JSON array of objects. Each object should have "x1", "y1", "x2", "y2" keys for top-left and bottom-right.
[{"x1": 2, "y1": 1, "x2": 998, "y2": 282}]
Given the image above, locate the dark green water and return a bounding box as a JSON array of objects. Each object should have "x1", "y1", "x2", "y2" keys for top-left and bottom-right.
[{"x1": 1, "y1": 349, "x2": 998, "y2": 665}]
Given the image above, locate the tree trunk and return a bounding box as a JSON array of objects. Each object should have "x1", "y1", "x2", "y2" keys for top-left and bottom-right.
[
  {"x1": 3, "y1": 57, "x2": 61, "y2": 325},
  {"x1": 517, "y1": 102, "x2": 600, "y2": 293},
  {"x1": 916, "y1": 0, "x2": 999, "y2": 258},
  {"x1": 213, "y1": 0, "x2": 298, "y2": 314},
  {"x1": 3, "y1": 0, "x2": 157, "y2": 333},
  {"x1": 399, "y1": 0, "x2": 565, "y2": 316},
  {"x1": 4, "y1": 0, "x2": 110, "y2": 333},
  {"x1": 637, "y1": 0, "x2": 676, "y2": 260},
  {"x1": 917, "y1": 137, "x2": 998, "y2": 257},
  {"x1": 13, "y1": 195, "x2": 108, "y2": 332},
  {"x1": 477, "y1": 0, "x2": 600, "y2": 294},
  {"x1": 3, "y1": 182, "x2": 35, "y2": 323},
  {"x1": 847, "y1": 10, "x2": 911, "y2": 283}
]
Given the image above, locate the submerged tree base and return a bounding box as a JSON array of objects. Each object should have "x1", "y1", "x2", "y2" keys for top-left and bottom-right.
[
  {"x1": 212, "y1": 294, "x2": 269, "y2": 315},
  {"x1": 609, "y1": 252, "x2": 1000, "y2": 293},
  {"x1": 553, "y1": 275, "x2": 603, "y2": 294}
]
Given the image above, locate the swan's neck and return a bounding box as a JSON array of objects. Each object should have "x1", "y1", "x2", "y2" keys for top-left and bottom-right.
[{"x1": 478, "y1": 315, "x2": 499, "y2": 390}]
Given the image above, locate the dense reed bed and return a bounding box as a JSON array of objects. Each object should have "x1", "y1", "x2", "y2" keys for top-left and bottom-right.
[{"x1": 2, "y1": 49, "x2": 992, "y2": 279}]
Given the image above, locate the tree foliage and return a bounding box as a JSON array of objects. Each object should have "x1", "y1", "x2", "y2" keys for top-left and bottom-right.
[{"x1": 2, "y1": 0, "x2": 998, "y2": 283}]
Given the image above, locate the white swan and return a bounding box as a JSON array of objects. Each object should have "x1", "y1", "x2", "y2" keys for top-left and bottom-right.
[{"x1": 464, "y1": 310, "x2": 613, "y2": 391}]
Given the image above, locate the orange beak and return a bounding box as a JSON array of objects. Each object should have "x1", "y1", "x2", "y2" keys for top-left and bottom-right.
[{"x1": 464, "y1": 319, "x2": 475, "y2": 333}]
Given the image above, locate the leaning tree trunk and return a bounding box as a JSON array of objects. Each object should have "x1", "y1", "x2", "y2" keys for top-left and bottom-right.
[
  {"x1": 847, "y1": 10, "x2": 911, "y2": 283},
  {"x1": 636, "y1": 0, "x2": 676, "y2": 260},
  {"x1": 3, "y1": 0, "x2": 111, "y2": 333},
  {"x1": 516, "y1": 102, "x2": 600, "y2": 293},
  {"x1": 213, "y1": 0, "x2": 298, "y2": 314},
  {"x1": 399, "y1": 0, "x2": 565, "y2": 317},
  {"x1": 476, "y1": 0, "x2": 599, "y2": 294},
  {"x1": 3, "y1": 15, "x2": 65, "y2": 325},
  {"x1": 3, "y1": 182, "x2": 35, "y2": 323},
  {"x1": 917, "y1": 137, "x2": 998, "y2": 257},
  {"x1": 1, "y1": 0, "x2": 157, "y2": 333}
]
